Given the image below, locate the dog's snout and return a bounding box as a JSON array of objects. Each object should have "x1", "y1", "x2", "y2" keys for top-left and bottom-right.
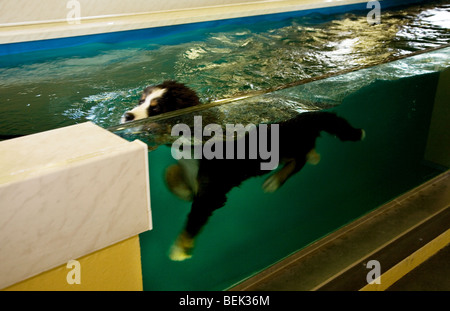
[{"x1": 124, "y1": 112, "x2": 135, "y2": 122}]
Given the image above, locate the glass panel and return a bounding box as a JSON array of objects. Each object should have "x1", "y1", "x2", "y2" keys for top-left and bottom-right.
[{"x1": 111, "y1": 46, "x2": 449, "y2": 291}]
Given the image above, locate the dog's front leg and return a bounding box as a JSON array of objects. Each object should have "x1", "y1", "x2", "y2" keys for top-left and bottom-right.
[{"x1": 169, "y1": 190, "x2": 227, "y2": 261}]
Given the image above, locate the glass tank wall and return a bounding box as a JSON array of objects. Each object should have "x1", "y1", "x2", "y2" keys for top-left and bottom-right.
[{"x1": 113, "y1": 46, "x2": 449, "y2": 290}]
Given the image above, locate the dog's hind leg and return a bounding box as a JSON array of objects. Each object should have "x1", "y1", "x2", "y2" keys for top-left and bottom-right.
[
  {"x1": 169, "y1": 189, "x2": 228, "y2": 261},
  {"x1": 262, "y1": 157, "x2": 306, "y2": 193}
]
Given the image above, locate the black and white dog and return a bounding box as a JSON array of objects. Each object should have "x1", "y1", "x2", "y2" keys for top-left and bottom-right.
[{"x1": 122, "y1": 81, "x2": 365, "y2": 261}]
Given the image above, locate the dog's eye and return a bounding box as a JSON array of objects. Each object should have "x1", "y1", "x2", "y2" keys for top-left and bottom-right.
[{"x1": 150, "y1": 105, "x2": 161, "y2": 113}]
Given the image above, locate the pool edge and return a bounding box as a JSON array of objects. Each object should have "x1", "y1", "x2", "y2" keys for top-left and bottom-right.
[{"x1": 0, "y1": 0, "x2": 427, "y2": 55}]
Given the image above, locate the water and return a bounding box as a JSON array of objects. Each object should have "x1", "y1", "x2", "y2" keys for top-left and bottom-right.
[
  {"x1": 0, "y1": 0, "x2": 449, "y2": 291},
  {"x1": 0, "y1": 1, "x2": 449, "y2": 135},
  {"x1": 117, "y1": 47, "x2": 447, "y2": 290}
]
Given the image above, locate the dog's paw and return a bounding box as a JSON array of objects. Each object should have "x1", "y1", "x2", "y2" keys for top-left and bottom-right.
[
  {"x1": 169, "y1": 244, "x2": 193, "y2": 261},
  {"x1": 306, "y1": 149, "x2": 320, "y2": 165},
  {"x1": 171, "y1": 186, "x2": 194, "y2": 201},
  {"x1": 169, "y1": 231, "x2": 194, "y2": 261},
  {"x1": 262, "y1": 174, "x2": 282, "y2": 193}
]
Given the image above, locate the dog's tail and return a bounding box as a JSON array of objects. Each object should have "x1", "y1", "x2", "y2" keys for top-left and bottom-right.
[{"x1": 314, "y1": 111, "x2": 365, "y2": 142}]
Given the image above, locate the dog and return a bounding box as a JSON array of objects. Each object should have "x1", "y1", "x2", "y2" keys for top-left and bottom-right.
[
  {"x1": 121, "y1": 80, "x2": 200, "y2": 123},
  {"x1": 121, "y1": 81, "x2": 364, "y2": 261},
  {"x1": 166, "y1": 111, "x2": 365, "y2": 261}
]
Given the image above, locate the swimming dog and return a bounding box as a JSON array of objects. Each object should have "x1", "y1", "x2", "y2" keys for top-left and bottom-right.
[
  {"x1": 121, "y1": 81, "x2": 364, "y2": 261},
  {"x1": 166, "y1": 111, "x2": 365, "y2": 261},
  {"x1": 121, "y1": 80, "x2": 200, "y2": 123}
]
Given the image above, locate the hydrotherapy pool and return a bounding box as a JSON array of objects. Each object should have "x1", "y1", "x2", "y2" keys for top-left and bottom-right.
[
  {"x1": 1, "y1": 0, "x2": 449, "y2": 290},
  {"x1": 1, "y1": 0, "x2": 449, "y2": 135}
]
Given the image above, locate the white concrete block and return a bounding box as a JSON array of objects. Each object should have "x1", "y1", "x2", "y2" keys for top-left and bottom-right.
[{"x1": 0, "y1": 122, "x2": 151, "y2": 289}]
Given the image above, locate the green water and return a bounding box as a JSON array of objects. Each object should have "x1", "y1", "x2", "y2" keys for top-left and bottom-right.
[{"x1": 137, "y1": 70, "x2": 443, "y2": 291}]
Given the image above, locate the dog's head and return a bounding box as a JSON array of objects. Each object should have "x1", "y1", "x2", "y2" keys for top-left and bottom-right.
[{"x1": 121, "y1": 80, "x2": 200, "y2": 123}]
